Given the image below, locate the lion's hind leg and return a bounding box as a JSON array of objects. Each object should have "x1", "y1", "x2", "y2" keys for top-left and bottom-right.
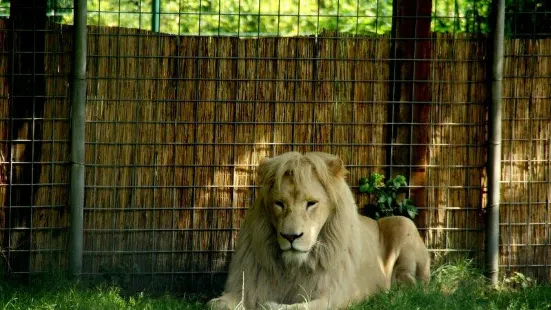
[
  {"x1": 416, "y1": 255, "x2": 431, "y2": 286},
  {"x1": 391, "y1": 256, "x2": 417, "y2": 287},
  {"x1": 391, "y1": 250, "x2": 430, "y2": 288}
]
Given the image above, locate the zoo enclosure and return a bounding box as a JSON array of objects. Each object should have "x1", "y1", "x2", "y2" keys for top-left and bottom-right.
[{"x1": 0, "y1": 0, "x2": 550, "y2": 294}]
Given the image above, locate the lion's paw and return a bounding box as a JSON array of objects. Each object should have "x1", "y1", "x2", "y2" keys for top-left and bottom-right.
[
  {"x1": 261, "y1": 301, "x2": 311, "y2": 310},
  {"x1": 261, "y1": 301, "x2": 285, "y2": 310},
  {"x1": 206, "y1": 297, "x2": 235, "y2": 310}
]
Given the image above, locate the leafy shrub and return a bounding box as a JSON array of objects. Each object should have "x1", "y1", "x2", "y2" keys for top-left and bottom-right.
[{"x1": 358, "y1": 173, "x2": 418, "y2": 220}]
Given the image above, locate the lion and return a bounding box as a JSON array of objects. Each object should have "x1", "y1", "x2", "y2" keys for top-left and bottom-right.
[{"x1": 207, "y1": 151, "x2": 430, "y2": 310}]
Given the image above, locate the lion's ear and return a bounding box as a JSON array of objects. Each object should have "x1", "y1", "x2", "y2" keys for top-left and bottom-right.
[
  {"x1": 257, "y1": 156, "x2": 271, "y2": 178},
  {"x1": 327, "y1": 158, "x2": 349, "y2": 178}
]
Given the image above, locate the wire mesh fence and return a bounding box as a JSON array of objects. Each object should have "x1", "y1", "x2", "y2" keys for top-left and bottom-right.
[
  {"x1": 500, "y1": 1, "x2": 551, "y2": 279},
  {"x1": 0, "y1": 0, "x2": 549, "y2": 295},
  {"x1": 0, "y1": 1, "x2": 72, "y2": 279}
]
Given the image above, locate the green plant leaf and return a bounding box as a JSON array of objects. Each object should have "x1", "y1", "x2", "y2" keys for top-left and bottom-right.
[
  {"x1": 406, "y1": 205, "x2": 418, "y2": 219},
  {"x1": 394, "y1": 175, "x2": 407, "y2": 187},
  {"x1": 359, "y1": 177, "x2": 368, "y2": 186},
  {"x1": 370, "y1": 173, "x2": 385, "y2": 188},
  {"x1": 385, "y1": 175, "x2": 404, "y2": 189},
  {"x1": 359, "y1": 183, "x2": 370, "y2": 193}
]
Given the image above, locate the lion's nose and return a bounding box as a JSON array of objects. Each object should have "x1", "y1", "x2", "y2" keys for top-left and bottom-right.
[{"x1": 280, "y1": 232, "x2": 304, "y2": 243}]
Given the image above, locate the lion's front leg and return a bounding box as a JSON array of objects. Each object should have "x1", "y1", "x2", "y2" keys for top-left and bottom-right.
[
  {"x1": 207, "y1": 293, "x2": 241, "y2": 310},
  {"x1": 262, "y1": 298, "x2": 332, "y2": 310}
]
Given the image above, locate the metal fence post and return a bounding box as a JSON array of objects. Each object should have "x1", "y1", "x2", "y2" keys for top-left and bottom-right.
[
  {"x1": 152, "y1": 0, "x2": 160, "y2": 32},
  {"x1": 486, "y1": 0, "x2": 505, "y2": 284},
  {"x1": 69, "y1": 0, "x2": 87, "y2": 278}
]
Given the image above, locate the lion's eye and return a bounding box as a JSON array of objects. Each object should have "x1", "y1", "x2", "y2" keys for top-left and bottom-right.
[
  {"x1": 306, "y1": 201, "x2": 318, "y2": 209},
  {"x1": 274, "y1": 201, "x2": 285, "y2": 209}
]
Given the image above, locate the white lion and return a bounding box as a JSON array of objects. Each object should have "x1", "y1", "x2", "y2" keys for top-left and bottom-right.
[{"x1": 207, "y1": 151, "x2": 430, "y2": 310}]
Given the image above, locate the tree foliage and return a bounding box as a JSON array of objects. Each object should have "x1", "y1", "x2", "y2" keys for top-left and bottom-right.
[
  {"x1": 0, "y1": 0, "x2": 548, "y2": 36},
  {"x1": 81, "y1": 0, "x2": 394, "y2": 36}
]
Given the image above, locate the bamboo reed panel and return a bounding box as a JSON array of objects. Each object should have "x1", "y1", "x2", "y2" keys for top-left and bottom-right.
[
  {"x1": 500, "y1": 38, "x2": 551, "y2": 281},
  {"x1": 29, "y1": 23, "x2": 73, "y2": 273},
  {"x1": 0, "y1": 23, "x2": 549, "y2": 288},
  {"x1": 423, "y1": 35, "x2": 488, "y2": 265}
]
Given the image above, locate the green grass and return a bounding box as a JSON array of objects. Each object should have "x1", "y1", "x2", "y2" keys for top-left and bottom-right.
[
  {"x1": 351, "y1": 260, "x2": 551, "y2": 310},
  {"x1": 0, "y1": 260, "x2": 550, "y2": 309},
  {"x1": 0, "y1": 275, "x2": 205, "y2": 310}
]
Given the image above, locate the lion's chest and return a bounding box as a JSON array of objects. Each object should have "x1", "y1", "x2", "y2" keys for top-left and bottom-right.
[{"x1": 262, "y1": 271, "x2": 324, "y2": 304}]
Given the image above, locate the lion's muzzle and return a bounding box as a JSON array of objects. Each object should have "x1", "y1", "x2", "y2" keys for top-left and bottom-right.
[
  {"x1": 280, "y1": 232, "x2": 304, "y2": 243},
  {"x1": 277, "y1": 228, "x2": 316, "y2": 254}
]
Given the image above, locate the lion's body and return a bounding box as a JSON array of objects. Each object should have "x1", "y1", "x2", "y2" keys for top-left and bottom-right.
[{"x1": 208, "y1": 152, "x2": 430, "y2": 310}]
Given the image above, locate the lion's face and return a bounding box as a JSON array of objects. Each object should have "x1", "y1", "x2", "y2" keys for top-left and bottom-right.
[{"x1": 269, "y1": 175, "x2": 332, "y2": 266}]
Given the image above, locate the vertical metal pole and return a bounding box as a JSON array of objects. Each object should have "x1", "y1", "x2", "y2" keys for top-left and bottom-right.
[
  {"x1": 152, "y1": 0, "x2": 160, "y2": 32},
  {"x1": 486, "y1": 0, "x2": 505, "y2": 284},
  {"x1": 69, "y1": 0, "x2": 87, "y2": 278}
]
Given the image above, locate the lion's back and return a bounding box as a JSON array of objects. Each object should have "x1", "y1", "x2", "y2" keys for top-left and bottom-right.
[{"x1": 376, "y1": 216, "x2": 425, "y2": 248}]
